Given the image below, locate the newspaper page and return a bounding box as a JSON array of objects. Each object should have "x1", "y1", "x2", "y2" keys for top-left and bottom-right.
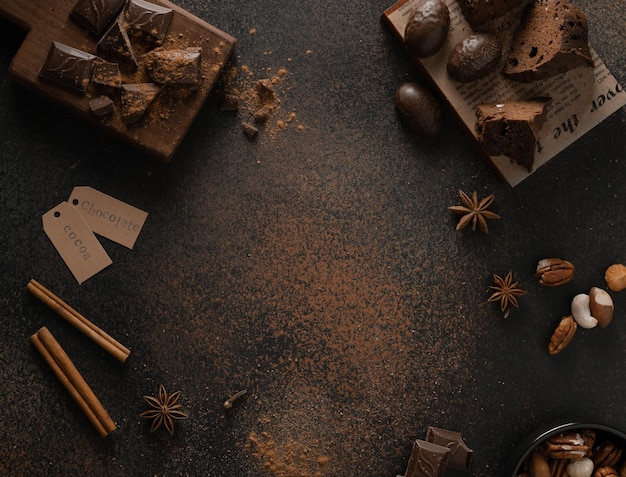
[{"x1": 382, "y1": 0, "x2": 626, "y2": 186}]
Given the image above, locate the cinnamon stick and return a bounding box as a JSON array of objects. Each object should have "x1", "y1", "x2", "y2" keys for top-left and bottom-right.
[
  {"x1": 30, "y1": 326, "x2": 117, "y2": 437},
  {"x1": 27, "y1": 279, "x2": 130, "y2": 363}
]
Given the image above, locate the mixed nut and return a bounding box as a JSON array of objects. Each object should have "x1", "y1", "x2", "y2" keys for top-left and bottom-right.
[
  {"x1": 517, "y1": 429, "x2": 626, "y2": 477},
  {"x1": 533, "y1": 259, "x2": 621, "y2": 355}
]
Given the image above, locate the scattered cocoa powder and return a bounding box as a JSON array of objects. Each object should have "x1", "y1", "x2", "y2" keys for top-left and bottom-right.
[{"x1": 216, "y1": 59, "x2": 304, "y2": 141}]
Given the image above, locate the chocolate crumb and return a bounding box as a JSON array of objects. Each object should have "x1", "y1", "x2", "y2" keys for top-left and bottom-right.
[
  {"x1": 241, "y1": 121, "x2": 258, "y2": 138},
  {"x1": 255, "y1": 78, "x2": 274, "y2": 97},
  {"x1": 254, "y1": 105, "x2": 271, "y2": 123},
  {"x1": 89, "y1": 95, "x2": 115, "y2": 116},
  {"x1": 219, "y1": 93, "x2": 239, "y2": 111}
]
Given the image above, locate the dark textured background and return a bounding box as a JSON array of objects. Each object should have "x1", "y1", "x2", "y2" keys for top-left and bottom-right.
[{"x1": 1, "y1": 1, "x2": 625, "y2": 476}]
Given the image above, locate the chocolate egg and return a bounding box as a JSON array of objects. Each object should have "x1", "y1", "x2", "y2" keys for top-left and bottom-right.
[
  {"x1": 447, "y1": 33, "x2": 502, "y2": 82},
  {"x1": 404, "y1": 0, "x2": 450, "y2": 58},
  {"x1": 394, "y1": 82, "x2": 443, "y2": 136}
]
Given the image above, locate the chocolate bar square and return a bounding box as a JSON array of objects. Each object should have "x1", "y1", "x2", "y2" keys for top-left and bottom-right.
[{"x1": 39, "y1": 41, "x2": 97, "y2": 92}]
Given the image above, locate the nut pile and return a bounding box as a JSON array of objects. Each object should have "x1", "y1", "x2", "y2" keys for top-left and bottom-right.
[
  {"x1": 543, "y1": 261, "x2": 621, "y2": 355},
  {"x1": 517, "y1": 429, "x2": 626, "y2": 477}
]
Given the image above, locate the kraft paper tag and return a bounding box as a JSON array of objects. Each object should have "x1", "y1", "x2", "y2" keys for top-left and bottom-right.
[
  {"x1": 42, "y1": 201, "x2": 113, "y2": 284},
  {"x1": 68, "y1": 186, "x2": 148, "y2": 249}
]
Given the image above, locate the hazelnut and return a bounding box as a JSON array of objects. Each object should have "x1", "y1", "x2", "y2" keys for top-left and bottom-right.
[
  {"x1": 605, "y1": 264, "x2": 626, "y2": 291},
  {"x1": 589, "y1": 287, "x2": 614, "y2": 328}
]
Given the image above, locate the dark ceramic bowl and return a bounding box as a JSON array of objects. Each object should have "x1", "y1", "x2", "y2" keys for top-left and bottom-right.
[{"x1": 504, "y1": 419, "x2": 626, "y2": 476}]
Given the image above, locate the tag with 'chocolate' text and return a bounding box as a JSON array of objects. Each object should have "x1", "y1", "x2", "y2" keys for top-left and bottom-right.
[
  {"x1": 68, "y1": 186, "x2": 148, "y2": 249},
  {"x1": 42, "y1": 201, "x2": 113, "y2": 284}
]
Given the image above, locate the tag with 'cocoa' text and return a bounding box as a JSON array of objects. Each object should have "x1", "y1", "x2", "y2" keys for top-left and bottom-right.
[
  {"x1": 42, "y1": 201, "x2": 113, "y2": 284},
  {"x1": 68, "y1": 186, "x2": 148, "y2": 249}
]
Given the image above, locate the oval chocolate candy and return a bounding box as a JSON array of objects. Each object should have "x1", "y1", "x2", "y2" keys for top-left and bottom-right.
[
  {"x1": 404, "y1": 0, "x2": 450, "y2": 58},
  {"x1": 447, "y1": 33, "x2": 502, "y2": 83},
  {"x1": 394, "y1": 82, "x2": 443, "y2": 137}
]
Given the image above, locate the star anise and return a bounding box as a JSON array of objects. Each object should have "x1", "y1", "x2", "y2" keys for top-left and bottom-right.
[
  {"x1": 449, "y1": 190, "x2": 501, "y2": 233},
  {"x1": 488, "y1": 271, "x2": 527, "y2": 318},
  {"x1": 140, "y1": 384, "x2": 188, "y2": 436}
]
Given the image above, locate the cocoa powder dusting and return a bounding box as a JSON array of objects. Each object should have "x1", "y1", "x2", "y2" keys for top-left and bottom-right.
[{"x1": 217, "y1": 60, "x2": 303, "y2": 141}]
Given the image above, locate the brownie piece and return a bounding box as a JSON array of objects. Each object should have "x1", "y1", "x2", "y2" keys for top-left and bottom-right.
[
  {"x1": 475, "y1": 98, "x2": 552, "y2": 172},
  {"x1": 503, "y1": 0, "x2": 593, "y2": 83},
  {"x1": 458, "y1": 0, "x2": 525, "y2": 30}
]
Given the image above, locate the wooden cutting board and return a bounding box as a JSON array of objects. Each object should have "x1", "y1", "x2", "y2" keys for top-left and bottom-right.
[{"x1": 0, "y1": 0, "x2": 236, "y2": 162}]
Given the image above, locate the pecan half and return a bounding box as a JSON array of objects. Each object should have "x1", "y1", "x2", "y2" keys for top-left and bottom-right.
[
  {"x1": 548, "y1": 316, "x2": 577, "y2": 355},
  {"x1": 593, "y1": 441, "x2": 623, "y2": 468},
  {"x1": 594, "y1": 467, "x2": 618, "y2": 477},
  {"x1": 544, "y1": 432, "x2": 589, "y2": 458},
  {"x1": 535, "y1": 258, "x2": 575, "y2": 286}
]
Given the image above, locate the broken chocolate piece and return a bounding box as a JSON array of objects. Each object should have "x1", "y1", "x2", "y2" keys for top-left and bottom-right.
[
  {"x1": 253, "y1": 105, "x2": 271, "y2": 123},
  {"x1": 219, "y1": 93, "x2": 239, "y2": 111},
  {"x1": 70, "y1": 0, "x2": 126, "y2": 36},
  {"x1": 405, "y1": 439, "x2": 450, "y2": 477},
  {"x1": 39, "y1": 41, "x2": 97, "y2": 92},
  {"x1": 241, "y1": 121, "x2": 258, "y2": 138},
  {"x1": 120, "y1": 83, "x2": 161, "y2": 123},
  {"x1": 89, "y1": 95, "x2": 115, "y2": 116},
  {"x1": 125, "y1": 0, "x2": 173, "y2": 45},
  {"x1": 91, "y1": 59, "x2": 122, "y2": 88},
  {"x1": 255, "y1": 78, "x2": 274, "y2": 98},
  {"x1": 144, "y1": 47, "x2": 202, "y2": 89},
  {"x1": 425, "y1": 426, "x2": 473, "y2": 472},
  {"x1": 98, "y1": 15, "x2": 138, "y2": 65}
]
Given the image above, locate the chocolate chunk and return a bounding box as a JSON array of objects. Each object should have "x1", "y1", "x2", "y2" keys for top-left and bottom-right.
[
  {"x1": 255, "y1": 78, "x2": 275, "y2": 97},
  {"x1": 70, "y1": 0, "x2": 126, "y2": 36},
  {"x1": 144, "y1": 47, "x2": 202, "y2": 89},
  {"x1": 39, "y1": 41, "x2": 97, "y2": 92},
  {"x1": 405, "y1": 439, "x2": 450, "y2": 477},
  {"x1": 394, "y1": 82, "x2": 443, "y2": 136},
  {"x1": 404, "y1": 0, "x2": 450, "y2": 58},
  {"x1": 253, "y1": 105, "x2": 271, "y2": 123},
  {"x1": 98, "y1": 15, "x2": 138, "y2": 65},
  {"x1": 219, "y1": 93, "x2": 239, "y2": 111},
  {"x1": 425, "y1": 427, "x2": 473, "y2": 471},
  {"x1": 125, "y1": 0, "x2": 173, "y2": 45},
  {"x1": 447, "y1": 33, "x2": 501, "y2": 83},
  {"x1": 89, "y1": 95, "x2": 115, "y2": 116},
  {"x1": 241, "y1": 121, "x2": 258, "y2": 138},
  {"x1": 91, "y1": 59, "x2": 122, "y2": 88},
  {"x1": 120, "y1": 83, "x2": 161, "y2": 124}
]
